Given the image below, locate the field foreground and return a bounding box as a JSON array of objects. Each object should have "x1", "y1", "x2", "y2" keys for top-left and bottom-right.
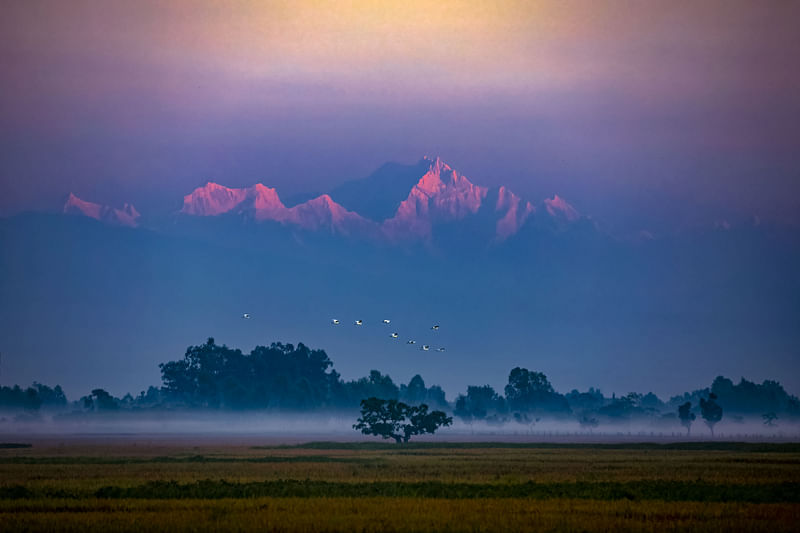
[{"x1": 1, "y1": 438, "x2": 798, "y2": 532}]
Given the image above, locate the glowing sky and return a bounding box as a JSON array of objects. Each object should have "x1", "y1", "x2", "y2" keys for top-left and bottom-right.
[{"x1": 1, "y1": 0, "x2": 798, "y2": 229}]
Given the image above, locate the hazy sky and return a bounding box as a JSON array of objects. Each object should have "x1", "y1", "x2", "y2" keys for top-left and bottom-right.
[{"x1": 1, "y1": 0, "x2": 799, "y2": 231}]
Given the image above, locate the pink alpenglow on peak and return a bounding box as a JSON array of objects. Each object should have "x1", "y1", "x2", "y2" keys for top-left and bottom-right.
[
  {"x1": 285, "y1": 194, "x2": 374, "y2": 235},
  {"x1": 495, "y1": 186, "x2": 535, "y2": 242},
  {"x1": 543, "y1": 195, "x2": 580, "y2": 222},
  {"x1": 176, "y1": 158, "x2": 584, "y2": 242},
  {"x1": 180, "y1": 183, "x2": 374, "y2": 236},
  {"x1": 383, "y1": 156, "x2": 488, "y2": 240},
  {"x1": 248, "y1": 184, "x2": 286, "y2": 221},
  {"x1": 180, "y1": 182, "x2": 286, "y2": 220},
  {"x1": 63, "y1": 193, "x2": 140, "y2": 227},
  {"x1": 179, "y1": 182, "x2": 251, "y2": 216}
]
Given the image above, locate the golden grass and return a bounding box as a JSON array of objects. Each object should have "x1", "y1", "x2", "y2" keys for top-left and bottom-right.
[
  {"x1": 2, "y1": 446, "x2": 798, "y2": 488},
  {"x1": 1, "y1": 441, "x2": 798, "y2": 531},
  {"x1": 2, "y1": 498, "x2": 799, "y2": 532}
]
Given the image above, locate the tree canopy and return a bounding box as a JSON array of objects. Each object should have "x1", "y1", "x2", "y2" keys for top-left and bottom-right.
[
  {"x1": 700, "y1": 393, "x2": 724, "y2": 437},
  {"x1": 353, "y1": 397, "x2": 452, "y2": 443},
  {"x1": 3, "y1": 338, "x2": 799, "y2": 438}
]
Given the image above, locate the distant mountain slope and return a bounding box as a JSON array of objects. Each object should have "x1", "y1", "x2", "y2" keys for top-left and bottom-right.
[
  {"x1": 63, "y1": 193, "x2": 140, "y2": 227},
  {"x1": 328, "y1": 158, "x2": 434, "y2": 222}
]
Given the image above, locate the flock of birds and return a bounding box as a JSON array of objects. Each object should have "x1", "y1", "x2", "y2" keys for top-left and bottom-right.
[
  {"x1": 330, "y1": 318, "x2": 445, "y2": 352},
  {"x1": 241, "y1": 314, "x2": 445, "y2": 352}
]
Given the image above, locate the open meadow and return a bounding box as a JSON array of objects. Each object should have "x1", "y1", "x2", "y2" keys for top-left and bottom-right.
[{"x1": 1, "y1": 437, "x2": 798, "y2": 532}]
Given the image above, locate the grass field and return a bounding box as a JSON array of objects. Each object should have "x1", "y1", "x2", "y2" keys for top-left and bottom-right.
[{"x1": 1, "y1": 439, "x2": 798, "y2": 531}]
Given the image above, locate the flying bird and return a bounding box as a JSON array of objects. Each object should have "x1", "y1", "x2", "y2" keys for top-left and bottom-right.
[
  {"x1": 437, "y1": 347, "x2": 445, "y2": 352},
  {"x1": 383, "y1": 319, "x2": 391, "y2": 325},
  {"x1": 421, "y1": 345, "x2": 430, "y2": 351},
  {"x1": 331, "y1": 319, "x2": 340, "y2": 325},
  {"x1": 242, "y1": 313, "x2": 251, "y2": 319},
  {"x1": 431, "y1": 325, "x2": 440, "y2": 331},
  {"x1": 407, "y1": 340, "x2": 416, "y2": 344},
  {"x1": 354, "y1": 320, "x2": 363, "y2": 326},
  {"x1": 390, "y1": 332, "x2": 399, "y2": 338}
]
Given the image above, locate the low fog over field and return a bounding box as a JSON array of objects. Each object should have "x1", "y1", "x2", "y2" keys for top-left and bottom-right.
[
  {"x1": 3, "y1": 411, "x2": 799, "y2": 443},
  {"x1": 2, "y1": 338, "x2": 799, "y2": 442}
]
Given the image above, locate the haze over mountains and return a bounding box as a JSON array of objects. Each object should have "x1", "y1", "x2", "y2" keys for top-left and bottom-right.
[
  {"x1": 2, "y1": 157, "x2": 799, "y2": 400},
  {"x1": 62, "y1": 156, "x2": 588, "y2": 246}
]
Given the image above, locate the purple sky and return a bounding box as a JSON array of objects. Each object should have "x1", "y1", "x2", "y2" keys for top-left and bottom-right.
[{"x1": 1, "y1": 0, "x2": 799, "y2": 232}]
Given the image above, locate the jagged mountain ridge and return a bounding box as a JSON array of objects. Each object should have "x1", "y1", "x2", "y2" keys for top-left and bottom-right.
[
  {"x1": 175, "y1": 156, "x2": 584, "y2": 243},
  {"x1": 178, "y1": 182, "x2": 372, "y2": 236},
  {"x1": 62, "y1": 157, "x2": 585, "y2": 243},
  {"x1": 63, "y1": 193, "x2": 140, "y2": 228}
]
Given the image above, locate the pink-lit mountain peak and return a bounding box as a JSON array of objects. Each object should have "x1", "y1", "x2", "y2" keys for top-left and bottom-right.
[
  {"x1": 171, "y1": 157, "x2": 583, "y2": 241},
  {"x1": 63, "y1": 193, "x2": 140, "y2": 227},
  {"x1": 381, "y1": 157, "x2": 490, "y2": 240},
  {"x1": 64, "y1": 192, "x2": 101, "y2": 218},
  {"x1": 180, "y1": 182, "x2": 249, "y2": 216},
  {"x1": 289, "y1": 194, "x2": 344, "y2": 220},
  {"x1": 248, "y1": 184, "x2": 285, "y2": 215},
  {"x1": 180, "y1": 182, "x2": 285, "y2": 218},
  {"x1": 495, "y1": 186, "x2": 536, "y2": 242},
  {"x1": 415, "y1": 156, "x2": 477, "y2": 196},
  {"x1": 285, "y1": 194, "x2": 372, "y2": 233},
  {"x1": 415, "y1": 156, "x2": 487, "y2": 211},
  {"x1": 543, "y1": 194, "x2": 580, "y2": 221},
  {"x1": 179, "y1": 182, "x2": 372, "y2": 235}
]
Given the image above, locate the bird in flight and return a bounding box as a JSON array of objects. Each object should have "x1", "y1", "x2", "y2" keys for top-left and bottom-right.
[
  {"x1": 383, "y1": 319, "x2": 391, "y2": 325},
  {"x1": 421, "y1": 345, "x2": 431, "y2": 351},
  {"x1": 407, "y1": 340, "x2": 416, "y2": 344},
  {"x1": 354, "y1": 320, "x2": 363, "y2": 326},
  {"x1": 437, "y1": 347, "x2": 445, "y2": 352},
  {"x1": 331, "y1": 319, "x2": 340, "y2": 325},
  {"x1": 431, "y1": 325, "x2": 440, "y2": 331},
  {"x1": 390, "y1": 332, "x2": 399, "y2": 338},
  {"x1": 242, "y1": 313, "x2": 251, "y2": 319}
]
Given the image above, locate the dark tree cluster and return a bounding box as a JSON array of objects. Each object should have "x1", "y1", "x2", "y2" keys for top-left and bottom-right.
[
  {"x1": 0, "y1": 383, "x2": 66, "y2": 411},
  {"x1": 709, "y1": 377, "x2": 799, "y2": 416},
  {"x1": 159, "y1": 338, "x2": 340, "y2": 409},
  {"x1": 159, "y1": 339, "x2": 449, "y2": 411},
  {"x1": 2, "y1": 338, "x2": 799, "y2": 439},
  {"x1": 453, "y1": 368, "x2": 572, "y2": 429}
]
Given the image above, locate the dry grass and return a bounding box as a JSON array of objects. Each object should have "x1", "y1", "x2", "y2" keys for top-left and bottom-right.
[
  {"x1": 1, "y1": 440, "x2": 798, "y2": 531},
  {"x1": 2, "y1": 498, "x2": 799, "y2": 532}
]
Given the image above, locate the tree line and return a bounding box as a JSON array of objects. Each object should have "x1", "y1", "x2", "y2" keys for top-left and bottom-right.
[{"x1": 2, "y1": 338, "x2": 799, "y2": 431}]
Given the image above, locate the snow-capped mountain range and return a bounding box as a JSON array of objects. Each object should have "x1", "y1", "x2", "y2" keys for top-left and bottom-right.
[{"x1": 63, "y1": 156, "x2": 586, "y2": 243}]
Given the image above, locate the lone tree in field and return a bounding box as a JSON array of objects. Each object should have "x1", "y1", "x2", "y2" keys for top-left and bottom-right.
[
  {"x1": 353, "y1": 397, "x2": 452, "y2": 443},
  {"x1": 678, "y1": 401, "x2": 696, "y2": 435},
  {"x1": 699, "y1": 393, "x2": 723, "y2": 437}
]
